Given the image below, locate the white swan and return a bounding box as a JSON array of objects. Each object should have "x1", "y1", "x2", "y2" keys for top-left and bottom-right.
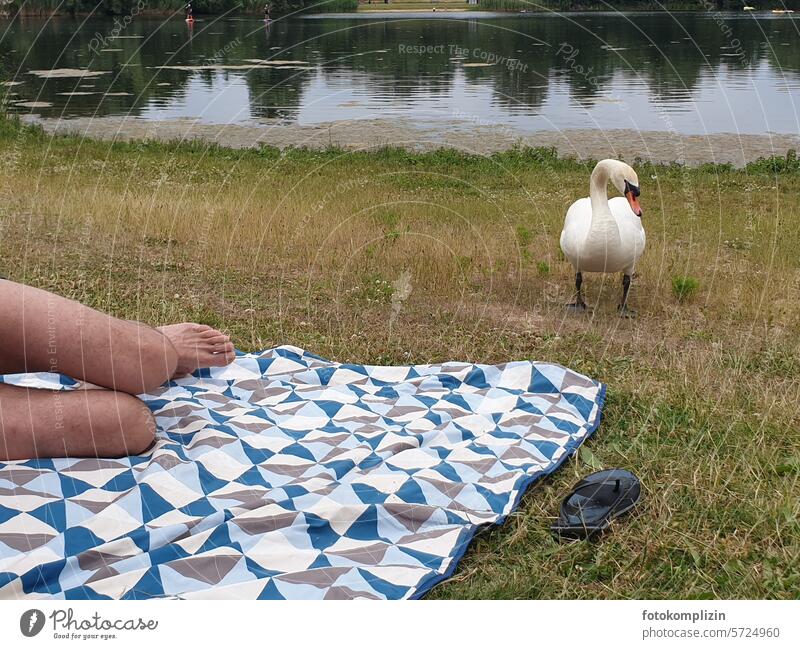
[{"x1": 560, "y1": 159, "x2": 645, "y2": 316}]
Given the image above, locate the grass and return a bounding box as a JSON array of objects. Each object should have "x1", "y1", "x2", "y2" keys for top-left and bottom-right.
[
  {"x1": 671, "y1": 276, "x2": 699, "y2": 302},
  {"x1": 0, "y1": 116, "x2": 798, "y2": 598},
  {"x1": 306, "y1": 0, "x2": 360, "y2": 12}
]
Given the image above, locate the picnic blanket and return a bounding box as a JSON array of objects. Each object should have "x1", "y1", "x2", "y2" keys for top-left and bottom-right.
[{"x1": 0, "y1": 346, "x2": 605, "y2": 600}]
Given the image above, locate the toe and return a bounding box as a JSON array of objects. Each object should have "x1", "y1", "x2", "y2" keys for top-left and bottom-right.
[
  {"x1": 200, "y1": 328, "x2": 228, "y2": 339},
  {"x1": 209, "y1": 350, "x2": 236, "y2": 367}
]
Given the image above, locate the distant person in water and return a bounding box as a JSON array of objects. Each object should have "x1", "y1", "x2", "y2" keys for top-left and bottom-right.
[
  {"x1": 186, "y1": 2, "x2": 193, "y2": 19},
  {"x1": 0, "y1": 279, "x2": 236, "y2": 461},
  {"x1": 264, "y1": 3, "x2": 271, "y2": 21}
]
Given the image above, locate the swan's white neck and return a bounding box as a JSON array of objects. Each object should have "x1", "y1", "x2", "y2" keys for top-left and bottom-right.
[
  {"x1": 589, "y1": 159, "x2": 618, "y2": 217},
  {"x1": 586, "y1": 159, "x2": 623, "y2": 240}
]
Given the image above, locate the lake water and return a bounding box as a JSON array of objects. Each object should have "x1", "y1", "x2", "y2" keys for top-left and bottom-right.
[{"x1": 1, "y1": 11, "x2": 798, "y2": 135}]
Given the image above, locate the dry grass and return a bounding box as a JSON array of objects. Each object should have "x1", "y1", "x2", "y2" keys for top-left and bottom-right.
[{"x1": 1, "y1": 118, "x2": 798, "y2": 598}]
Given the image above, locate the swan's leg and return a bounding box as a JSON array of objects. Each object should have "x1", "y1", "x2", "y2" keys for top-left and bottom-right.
[
  {"x1": 566, "y1": 272, "x2": 587, "y2": 311},
  {"x1": 618, "y1": 273, "x2": 637, "y2": 318}
]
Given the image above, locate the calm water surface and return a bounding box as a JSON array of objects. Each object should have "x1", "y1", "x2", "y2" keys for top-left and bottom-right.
[{"x1": 1, "y1": 12, "x2": 798, "y2": 135}]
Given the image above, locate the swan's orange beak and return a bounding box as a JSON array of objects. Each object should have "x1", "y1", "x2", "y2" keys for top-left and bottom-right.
[{"x1": 626, "y1": 191, "x2": 642, "y2": 217}]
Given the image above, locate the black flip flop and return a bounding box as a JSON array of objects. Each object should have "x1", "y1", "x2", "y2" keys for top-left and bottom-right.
[{"x1": 551, "y1": 468, "x2": 641, "y2": 540}]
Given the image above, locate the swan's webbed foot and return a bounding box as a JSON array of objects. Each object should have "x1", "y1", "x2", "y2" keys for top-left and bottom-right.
[
  {"x1": 566, "y1": 301, "x2": 587, "y2": 313},
  {"x1": 617, "y1": 304, "x2": 637, "y2": 319}
]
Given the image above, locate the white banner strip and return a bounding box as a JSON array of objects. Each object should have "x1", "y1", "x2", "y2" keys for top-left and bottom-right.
[{"x1": 1, "y1": 600, "x2": 798, "y2": 648}]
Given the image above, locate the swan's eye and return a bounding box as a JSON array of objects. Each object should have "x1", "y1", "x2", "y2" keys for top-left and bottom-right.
[{"x1": 624, "y1": 180, "x2": 640, "y2": 197}]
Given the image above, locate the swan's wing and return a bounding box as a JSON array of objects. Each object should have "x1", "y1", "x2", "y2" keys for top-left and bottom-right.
[
  {"x1": 560, "y1": 197, "x2": 591, "y2": 265},
  {"x1": 561, "y1": 198, "x2": 591, "y2": 237},
  {"x1": 564, "y1": 197, "x2": 591, "y2": 226}
]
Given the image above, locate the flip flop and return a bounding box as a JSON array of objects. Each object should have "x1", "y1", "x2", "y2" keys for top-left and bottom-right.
[{"x1": 551, "y1": 468, "x2": 641, "y2": 540}]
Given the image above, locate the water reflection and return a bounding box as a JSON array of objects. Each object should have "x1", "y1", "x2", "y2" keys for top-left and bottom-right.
[{"x1": 0, "y1": 12, "x2": 798, "y2": 134}]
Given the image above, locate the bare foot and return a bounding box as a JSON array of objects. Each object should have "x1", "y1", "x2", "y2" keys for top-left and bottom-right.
[{"x1": 157, "y1": 323, "x2": 236, "y2": 378}]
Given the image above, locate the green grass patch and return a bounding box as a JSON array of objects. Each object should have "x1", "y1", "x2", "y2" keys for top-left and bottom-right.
[{"x1": 671, "y1": 276, "x2": 700, "y2": 302}]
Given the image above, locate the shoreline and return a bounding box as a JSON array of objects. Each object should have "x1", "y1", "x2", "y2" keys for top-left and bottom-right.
[{"x1": 22, "y1": 114, "x2": 800, "y2": 167}]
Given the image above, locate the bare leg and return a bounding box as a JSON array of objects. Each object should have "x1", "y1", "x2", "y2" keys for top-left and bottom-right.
[
  {"x1": 0, "y1": 383, "x2": 156, "y2": 461},
  {"x1": 618, "y1": 273, "x2": 636, "y2": 318},
  {"x1": 0, "y1": 280, "x2": 235, "y2": 393},
  {"x1": 566, "y1": 272, "x2": 587, "y2": 312}
]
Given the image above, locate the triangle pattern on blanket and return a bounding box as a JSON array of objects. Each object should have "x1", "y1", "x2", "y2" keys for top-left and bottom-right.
[{"x1": 0, "y1": 345, "x2": 604, "y2": 599}]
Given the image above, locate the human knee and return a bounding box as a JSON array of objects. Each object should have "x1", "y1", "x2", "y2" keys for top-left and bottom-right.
[{"x1": 116, "y1": 396, "x2": 157, "y2": 456}]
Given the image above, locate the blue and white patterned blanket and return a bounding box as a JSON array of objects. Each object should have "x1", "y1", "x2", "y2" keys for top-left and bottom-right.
[{"x1": 0, "y1": 346, "x2": 605, "y2": 599}]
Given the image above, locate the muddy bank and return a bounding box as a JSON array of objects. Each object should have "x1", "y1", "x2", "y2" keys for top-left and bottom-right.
[{"x1": 23, "y1": 115, "x2": 799, "y2": 166}]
